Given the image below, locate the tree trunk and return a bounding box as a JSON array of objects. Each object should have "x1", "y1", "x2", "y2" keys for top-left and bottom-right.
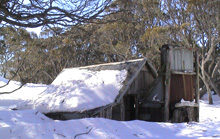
[
  {"x1": 205, "y1": 83, "x2": 213, "y2": 104},
  {"x1": 201, "y1": 58, "x2": 213, "y2": 104},
  {"x1": 204, "y1": 69, "x2": 220, "y2": 98},
  {"x1": 208, "y1": 91, "x2": 213, "y2": 105},
  {"x1": 209, "y1": 78, "x2": 220, "y2": 98},
  {"x1": 199, "y1": 86, "x2": 207, "y2": 99},
  {"x1": 211, "y1": 61, "x2": 220, "y2": 78}
]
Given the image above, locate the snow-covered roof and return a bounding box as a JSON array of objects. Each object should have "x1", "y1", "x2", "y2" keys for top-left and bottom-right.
[
  {"x1": 30, "y1": 58, "x2": 158, "y2": 113},
  {"x1": 10, "y1": 58, "x2": 156, "y2": 113},
  {"x1": 33, "y1": 69, "x2": 127, "y2": 113}
]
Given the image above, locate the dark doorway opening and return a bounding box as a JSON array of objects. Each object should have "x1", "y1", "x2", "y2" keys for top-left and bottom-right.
[{"x1": 124, "y1": 95, "x2": 137, "y2": 120}]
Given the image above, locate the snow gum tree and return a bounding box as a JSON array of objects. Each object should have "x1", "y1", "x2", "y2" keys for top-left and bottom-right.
[{"x1": 187, "y1": 0, "x2": 220, "y2": 104}]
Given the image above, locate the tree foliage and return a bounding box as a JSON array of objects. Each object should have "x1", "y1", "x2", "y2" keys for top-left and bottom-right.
[{"x1": 0, "y1": 0, "x2": 220, "y2": 101}]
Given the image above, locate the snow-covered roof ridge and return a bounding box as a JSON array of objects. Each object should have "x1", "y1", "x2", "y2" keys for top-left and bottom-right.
[{"x1": 64, "y1": 58, "x2": 148, "y2": 70}]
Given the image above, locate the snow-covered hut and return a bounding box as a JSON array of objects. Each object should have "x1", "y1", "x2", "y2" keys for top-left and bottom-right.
[
  {"x1": 35, "y1": 58, "x2": 158, "y2": 121},
  {"x1": 35, "y1": 45, "x2": 199, "y2": 123}
]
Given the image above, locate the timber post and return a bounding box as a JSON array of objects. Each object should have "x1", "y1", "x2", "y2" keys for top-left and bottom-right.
[
  {"x1": 164, "y1": 46, "x2": 171, "y2": 122},
  {"x1": 195, "y1": 51, "x2": 200, "y2": 122}
]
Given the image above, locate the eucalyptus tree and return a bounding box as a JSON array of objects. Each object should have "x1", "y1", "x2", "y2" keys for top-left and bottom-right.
[
  {"x1": 94, "y1": 0, "x2": 163, "y2": 69},
  {"x1": 139, "y1": 0, "x2": 220, "y2": 103},
  {"x1": 0, "y1": 0, "x2": 114, "y2": 87},
  {"x1": 186, "y1": 0, "x2": 220, "y2": 103}
]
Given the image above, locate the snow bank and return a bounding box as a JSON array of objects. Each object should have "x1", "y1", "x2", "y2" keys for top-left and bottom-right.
[
  {"x1": 0, "y1": 76, "x2": 48, "y2": 110},
  {"x1": 29, "y1": 69, "x2": 127, "y2": 113},
  {"x1": 0, "y1": 109, "x2": 52, "y2": 127},
  {"x1": 0, "y1": 77, "x2": 21, "y2": 93},
  {"x1": 1, "y1": 104, "x2": 220, "y2": 139},
  {"x1": 0, "y1": 110, "x2": 180, "y2": 139},
  {"x1": 1, "y1": 76, "x2": 220, "y2": 139}
]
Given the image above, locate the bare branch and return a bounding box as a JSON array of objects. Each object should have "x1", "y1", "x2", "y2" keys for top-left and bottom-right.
[
  {"x1": 212, "y1": 60, "x2": 220, "y2": 78},
  {"x1": 0, "y1": 83, "x2": 25, "y2": 95},
  {"x1": 74, "y1": 127, "x2": 93, "y2": 139},
  {"x1": 0, "y1": 0, "x2": 113, "y2": 27}
]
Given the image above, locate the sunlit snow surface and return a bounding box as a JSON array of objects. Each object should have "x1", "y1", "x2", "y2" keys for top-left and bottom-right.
[
  {"x1": 0, "y1": 76, "x2": 220, "y2": 138},
  {"x1": 0, "y1": 69, "x2": 127, "y2": 113},
  {"x1": 34, "y1": 69, "x2": 127, "y2": 113}
]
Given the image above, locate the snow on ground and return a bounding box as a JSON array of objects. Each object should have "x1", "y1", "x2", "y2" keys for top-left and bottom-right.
[
  {"x1": 0, "y1": 99, "x2": 220, "y2": 139},
  {"x1": 0, "y1": 80, "x2": 48, "y2": 111},
  {"x1": 0, "y1": 76, "x2": 220, "y2": 139}
]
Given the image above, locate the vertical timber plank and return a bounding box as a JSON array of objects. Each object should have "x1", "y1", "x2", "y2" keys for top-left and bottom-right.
[
  {"x1": 110, "y1": 106, "x2": 113, "y2": 119},
  {"x1": 121, "y1": 101, "x2": 125, "y2": 121},
  {"x1": 195, "y1": 51, "x2": 200, "y2": 122},
  {"x1": 164, "y1": 48, "x2": 171, "y2": 122}
]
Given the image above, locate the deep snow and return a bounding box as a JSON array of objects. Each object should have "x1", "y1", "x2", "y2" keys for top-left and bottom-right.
[{"x1": 0, "y1": 76, "x2": 220, "y2": 139}]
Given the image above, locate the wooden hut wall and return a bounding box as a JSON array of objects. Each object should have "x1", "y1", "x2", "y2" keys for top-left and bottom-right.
[
  {"x1": 145, "y1": 75, "x2": 164, "y2": 102},
  {"x1": 121, "y1": 64, "x2": 155, "y2": 121},
  {"x1": 96, "y1": 102, "x2": 126, "y2": 121},
  {"x1": 97, "y1": 63, "x2": 156, "y2": 121},
  {"x1": 127, "y1": 65, "x2": 155, "y2": 95},
  {"x1": 97, "y1": 106, "x2": 113, "y2": 119},
  {"x1": 112, "y1": 104, "x2": 122, "y2": 120}
]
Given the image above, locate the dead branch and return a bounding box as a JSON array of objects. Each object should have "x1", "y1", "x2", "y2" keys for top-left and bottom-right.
[
  {"x1": 0, "y1": 83, "x2": 25, "y2": 95},
  {"x1": 0, "y1": 69, "x2": 40, "y2": 95},
  {"x1": 74, "y1": 127, "x2": 93, "y2": 139},
  {"x1": 57, "y1": 133, "x2": 66, "y2": 138},
  {"x1": 0, "y1": 67, "x2": 19, "y2": 89}
]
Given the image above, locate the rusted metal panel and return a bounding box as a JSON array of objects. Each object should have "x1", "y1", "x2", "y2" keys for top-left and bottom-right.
[
  {"x1": 170, "y1": 49, "x2": 194, "y2": 71},
  {"x1": 170, "y1": 74, "x2": 194, "y2": 104}
]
